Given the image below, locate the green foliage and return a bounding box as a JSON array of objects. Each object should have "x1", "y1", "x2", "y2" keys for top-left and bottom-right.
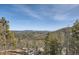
[
  {"x1": 44, "y1": 32, "x2": 60, "y2": 55},
  {"x1": 1, "y1": 17, "x2": 79, "y2": 55},
  {"x1": 0, "y1": 17, "x2": 17, "y2": 50},
  {"x1": 70, "y1": 19, "x2": 79, "y2": 54},
  {"x1": 7, "y1": 31, "x2": 16, "y2": 49},
  {"x1": 48, "y1": 39, "x2": 59, "y2": 54}
]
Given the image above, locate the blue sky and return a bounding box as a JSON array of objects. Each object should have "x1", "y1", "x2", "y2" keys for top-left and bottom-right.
[{"x1": 0, "y1": 4, "x2": 79, "y2": 31}]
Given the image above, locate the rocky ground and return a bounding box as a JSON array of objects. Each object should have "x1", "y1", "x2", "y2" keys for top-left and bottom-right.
[{"x1": 0, "y1": 48, "x2": 44, "y2": 55}]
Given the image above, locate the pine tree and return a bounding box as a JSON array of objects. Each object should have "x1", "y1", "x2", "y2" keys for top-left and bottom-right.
[
  {"x1": 70, "y1": 19, "x2": 79, "y2": 54},
  {"x1": 1, "y1": 17, "x2": 7, "y2": 54},
  {"x1": 44, "y1": 32, "x2": 60, "y2": 55},
  {"x1": 44, "y1": 32, "x2": 50, "y2": 54},
  {"x1": 0, "y1": 17, "x2": 16, "y2": 51}
]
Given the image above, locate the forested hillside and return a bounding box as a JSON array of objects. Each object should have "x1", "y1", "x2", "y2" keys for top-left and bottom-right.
[
  {"x1": 44, "y1": 20, "x2": 79, "y2": 55},
  {"x1": 12, "y1": 31, "x2": 48, "y2": 49},
  {"x1": 12, "y1": 26, "x2": 72, "y2": 55},
  {"x1": 0, "y1": 17, "x2": 79, "y2": 55}
]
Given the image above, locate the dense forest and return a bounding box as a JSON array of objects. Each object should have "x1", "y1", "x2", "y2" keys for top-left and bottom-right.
[{"x1": 0, "y1": 17, "x2": 79, "y2": 55}]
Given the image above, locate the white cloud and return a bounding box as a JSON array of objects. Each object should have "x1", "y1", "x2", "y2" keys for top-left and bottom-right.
[
  {"x1": 53, "y1": 14, "x2": 67, "y2": 21},
  {"x1": 12, "y1": 4, "x2": 79, "y2": 21},
  {"x1": 51, "y1": 5, "x2": 79, "y2": 21},
  {"x1": 12, "y1": 5, "x2": 42, "y2": 20}
]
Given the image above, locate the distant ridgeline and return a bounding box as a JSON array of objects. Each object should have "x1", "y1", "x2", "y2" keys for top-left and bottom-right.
[
  {"x1": 44, "y1": 20, "x2": 79, "y2": 55},
  {"x1": 0, "y1": 17, "x2": 16, "y2": 50},
  {"x1": 0, "y1": 17, "x2": 47, "y2": 51},
  {"x1": 1, "y1": 17, "x2": 79, "y2": 55}
]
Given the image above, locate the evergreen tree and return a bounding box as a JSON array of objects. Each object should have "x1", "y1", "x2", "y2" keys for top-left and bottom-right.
[
  {"x1": 0, "y1": 17, "x2": 16, "y2": 51},
  {"x1": 70, "y1": 19, "x2": 79, "y2": 54},
  {"x1": 44, "y1": 32, "x2": 60, "y2": 55}
]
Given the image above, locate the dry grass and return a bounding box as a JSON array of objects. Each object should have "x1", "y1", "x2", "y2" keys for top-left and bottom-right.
[{"x1": 0, "y1": 49, "x2": 25, "y2": 55}]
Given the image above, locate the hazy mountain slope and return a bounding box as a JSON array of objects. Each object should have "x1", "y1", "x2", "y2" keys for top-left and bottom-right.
[{"x1": 11, "y1": 27, "x2": 71, "y2": 49}]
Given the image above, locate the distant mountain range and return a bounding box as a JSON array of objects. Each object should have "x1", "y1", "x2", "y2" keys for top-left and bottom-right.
[
  {"x1": 10, "y1": 27, "x2": 71, "y2": 49},
  {"x1": 11, "y1": 27, "x2": 71, "y2": 41}
]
